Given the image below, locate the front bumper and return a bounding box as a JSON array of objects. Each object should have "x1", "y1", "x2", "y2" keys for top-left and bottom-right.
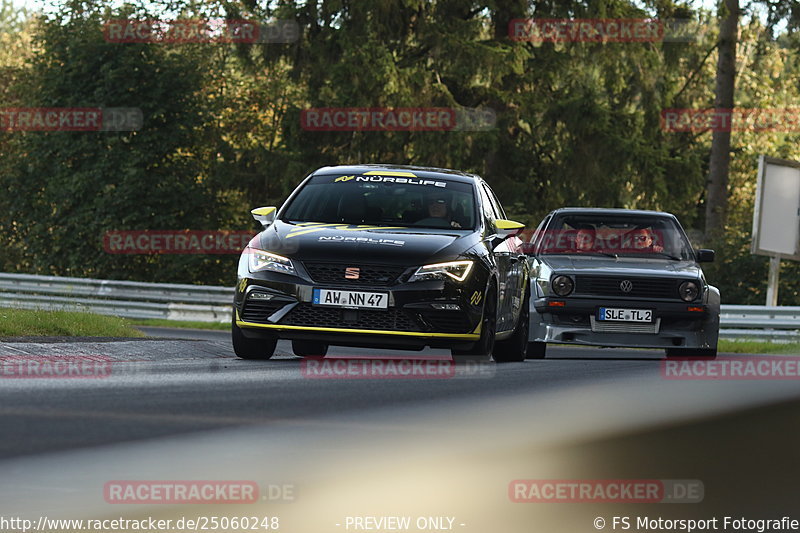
[
  {"x1": 234, "y1": 270, "x2": 485, "y2": 349},
  {"x1": 530, "y1": 296, "x2": 719, "y2": 349}
]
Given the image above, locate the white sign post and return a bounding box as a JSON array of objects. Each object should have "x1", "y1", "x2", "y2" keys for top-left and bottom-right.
[{"x1": 751, "y1": 155, "x2": 800, "y2": 306}]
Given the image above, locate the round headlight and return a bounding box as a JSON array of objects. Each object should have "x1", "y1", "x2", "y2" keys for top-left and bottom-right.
[
  {"x1": 679, "y1": 280, "x2": 700, "y2": 302},
  {"x1": 552, "y1": 275, "x2": 574, "y2": 297}
]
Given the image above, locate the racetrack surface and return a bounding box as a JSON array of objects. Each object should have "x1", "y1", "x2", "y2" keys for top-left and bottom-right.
[{"x1": 1, "y1": 328, "x2": 799, "y2": 531}]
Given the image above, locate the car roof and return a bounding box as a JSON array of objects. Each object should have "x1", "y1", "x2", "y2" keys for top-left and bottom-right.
[
  {"x1": 548, "y1": 207, "x2": 679, "y2": 219},
  {"x1": 311, "y1": 164, "x2": 481, "y2": 184}
]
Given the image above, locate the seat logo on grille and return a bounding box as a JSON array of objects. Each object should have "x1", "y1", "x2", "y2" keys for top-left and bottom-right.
[
  {"x1": 344, "y1": 267, "x2": 360, "y2": 279},
  {"x1": 619, "y1": 280, "x2": 634, "y2": 293}
]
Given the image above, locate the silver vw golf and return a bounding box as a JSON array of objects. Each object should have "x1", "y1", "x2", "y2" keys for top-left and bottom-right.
[{"x1": 525, "y1": 208, "x2": 719, "y2": 359}]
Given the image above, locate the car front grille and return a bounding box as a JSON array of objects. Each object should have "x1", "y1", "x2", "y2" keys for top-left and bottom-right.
[
  {"x1": 417, "y1": 311, "x2": 473, "y2": 333},
  {"x1": 575, "y1": 276, "x2": 680, "y2": 299},
  {"x1": 302, "y1": 262, "x2": 407, "y2": 287},
  {"x1": 280, "y1": 304, "x2": 423, "y2": 332},
  {"x1": 590, "y1": 316, "x2": 662, "y2": 334},
  {"x1": 240, "y1": 299, "x2": 288, "y2": 323}
]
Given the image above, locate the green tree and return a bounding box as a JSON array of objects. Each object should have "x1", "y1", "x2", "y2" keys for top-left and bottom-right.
[{"x1": 0, "y1": 4, "x2": 240, "y2": 284}]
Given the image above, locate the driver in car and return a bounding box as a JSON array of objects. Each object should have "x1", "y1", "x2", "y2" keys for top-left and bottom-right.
[
  {"x1": 630, "y1": 227, "x2": 664, "y2": 253},
  {"x1": 416, "y1": 196, "x2": 462, "y2": 228}
]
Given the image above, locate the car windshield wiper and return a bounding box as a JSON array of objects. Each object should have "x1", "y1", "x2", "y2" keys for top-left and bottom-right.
[
  {"x1": 545, "y1": 251, "x2": 619, "y2": 259},
  {"x1": 648, "y1": 252, "x2": 684, "y2": 261},
  {"x1": 578, "y1": 251, "x2": 619, "y2": 259}
]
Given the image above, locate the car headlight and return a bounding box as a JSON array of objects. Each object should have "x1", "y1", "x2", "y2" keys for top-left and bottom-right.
[
  {"x1": 247, "y1": 248, "x2": 295, "y2": 275},
  {"x1": 409, "y1": 260, "x2": 474, "y2": 282},
  {"x1": 551, "y1": 275, "x2": 574, "y2": 296},
  {"x1": 679, "y1": 280, "x2": 700, "y2": 302}
]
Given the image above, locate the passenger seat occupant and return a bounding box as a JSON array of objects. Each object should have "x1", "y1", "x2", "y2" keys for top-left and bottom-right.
[{"x1": 575, "y1": 228, "x2": 595, "y2": 252}]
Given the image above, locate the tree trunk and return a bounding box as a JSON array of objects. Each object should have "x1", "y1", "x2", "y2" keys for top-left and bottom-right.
[{"x1": 705, "y1": 0, "x2": 739, "y2": 239}]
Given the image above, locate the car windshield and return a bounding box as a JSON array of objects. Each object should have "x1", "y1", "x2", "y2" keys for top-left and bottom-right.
[
  {"x1": 281, "y1": 173, "x2": 477, "y2": 229},
  {"x1": 534, "y1": 213, "x2": 695, "y2": 260}
]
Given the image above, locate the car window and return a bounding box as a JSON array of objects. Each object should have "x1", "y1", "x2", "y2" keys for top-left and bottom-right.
[
  {"x1": 477, "y1": 183, "x2": 498, "y2": 223},
  {"x1": 482, "y1": 183, "x2": 507, "y2": 220},
  {"x1": 524, "y1": 214, "x2": 551, "y2": 255},
  {"x1": 538, "y1": 213, "x2": 694, "y2": 260},
  {"x1": 281, "y1": 173, "x2": 477, "y2": 230}
]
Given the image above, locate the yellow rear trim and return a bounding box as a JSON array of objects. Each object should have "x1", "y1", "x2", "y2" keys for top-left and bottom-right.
[
  {"x1": 236, "y1": 318, "x2": 479, "y2": 339},
  {"x1": 362, "y1": 170, "x2": 417, "y2": 177}
]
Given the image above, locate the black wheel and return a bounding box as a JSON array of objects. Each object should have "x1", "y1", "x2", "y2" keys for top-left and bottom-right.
[
  {"x1": 452, "y1": 285, "x2": 497, "y2": 358},
  {"x1": 665, "y1": 347, "x2": 717, "y2": 359},
  {"x1": 232, "y1": 313, "x2": 277, "y2": 359},
  {"x1": 527, "y1": 341, "x2": 547, "y2": 359},
  {"x1": 493, "y1": 290, "x2": 529, "y2": 363},
  {"x1": 292, "y1": 340, "x2": 329, "y2": 357}
]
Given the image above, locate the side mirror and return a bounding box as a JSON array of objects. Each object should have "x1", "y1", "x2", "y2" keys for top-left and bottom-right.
[
  {"x1": 251, "y1": 206, "x2": 277, "y2": 227},
  {"x1": 491, "y1": 219, "x2": 525, "y2": 248},
  {"x1": 696, "y1": 249, "x2": 715, "y2": 263},
  {"x1": 494, "y1": 219, "x2": 525, "y2": 239}
]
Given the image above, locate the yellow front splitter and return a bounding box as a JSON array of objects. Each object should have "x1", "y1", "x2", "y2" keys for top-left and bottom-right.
[{"x1": 236, "y1": 318, "x2": 480, "y2": 340}]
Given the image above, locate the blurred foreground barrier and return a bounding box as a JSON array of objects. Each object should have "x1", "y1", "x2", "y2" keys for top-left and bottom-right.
[
  {"x1": 0, "y1": 273, "x2": 232, "y2": 322},
  {"x1": 1, "y1": 272, "x2": 800, "y2": 334}
]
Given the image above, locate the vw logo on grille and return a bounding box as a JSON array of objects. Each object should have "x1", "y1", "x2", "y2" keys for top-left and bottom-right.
[
  {"x1": 344, "y1": 267, "x2": 360, "y2": 280},
  {"x1": 619, "y1": 279, "x2": 634, "y2": 293}
]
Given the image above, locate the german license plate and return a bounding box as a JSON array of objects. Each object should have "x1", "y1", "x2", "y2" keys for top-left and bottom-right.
[
  {"x1": 597, "y1": 308, "x2": 653, "y2": 322},
  {"x1": 313, "y1": 288, "x2": 388, "y2": 309}
]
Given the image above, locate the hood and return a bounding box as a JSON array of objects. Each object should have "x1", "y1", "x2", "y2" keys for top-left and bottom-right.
[
  {"x1": 256, "y1": 220, "x2": 474, "y2": 266},
  {"x1": 538, "y1": 254, "x2": 703, "y2": 279}
]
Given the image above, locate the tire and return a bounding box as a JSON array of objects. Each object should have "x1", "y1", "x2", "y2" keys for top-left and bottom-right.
[
  {"x1": 493, "y1": 290, "x2": 529, "y2": 363},
  {"x1": 292, "y1": 340, "x2": 329, "y2": 357},
  {"x1": 665, "y1": 347, "x2": 717, "y2": 359},
  {"x1": 452, "y1": 285, "x2": 497, "y2": 358},
  {"x1": 232, "y1": 314, "x2": 277, "y2": 360},
  {"x1": 527, "y1": 341, "x2": 547, "y2": 359}
]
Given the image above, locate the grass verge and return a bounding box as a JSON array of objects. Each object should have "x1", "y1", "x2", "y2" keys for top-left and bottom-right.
[
  {"x1": 0, "y1": 307, "x2": 145, "y2": 338},
  {"x1": 2, "y1": 307, "x2": 798, "y2": 354},
  {"x1": 718, "y1": 339, "x2": 800, "y2": 355},
  {"x1": 128, "y1": 318, "x2": 228, "y2": 330}
]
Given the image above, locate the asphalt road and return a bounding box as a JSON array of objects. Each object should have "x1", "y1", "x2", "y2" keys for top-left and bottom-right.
[
  {"x1": 1, "y1": 329, "x2": 799, "y2": 531},
  {"x1": 0, "y1": 328, "x2": 668, "y2": 460}
]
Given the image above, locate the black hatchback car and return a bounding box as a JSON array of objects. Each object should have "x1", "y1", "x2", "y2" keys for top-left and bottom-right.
[{"x1": 232, "y1": 165, "x2": 530, "y2": 362}]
